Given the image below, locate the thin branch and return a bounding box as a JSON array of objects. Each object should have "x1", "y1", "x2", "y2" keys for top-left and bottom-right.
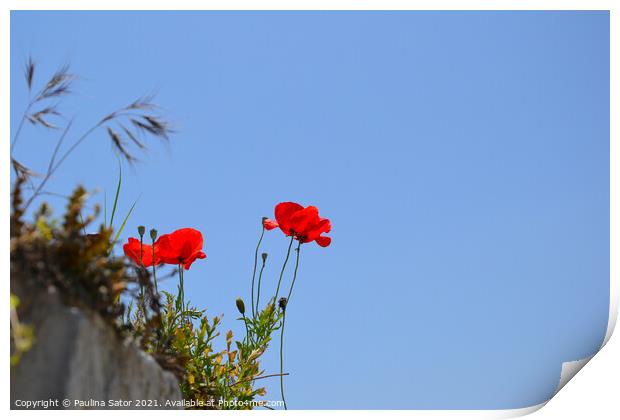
[
  {"x1": 229, "y1": 372, "x2": 289, "y2": 388},
  {"x1": 10, "y1": 108, "x2": 32, "y2": 154},
  {"x1": 51, "y1": 122, "x2": 102, "y2": 174},
  {"x1": 20, "y1": 186, "x2": 98, "y2": 210},
  {"x1": 48, "y1": 119, "x2": 73, "y2": 174},
  {"x1": 22, "y1": 122, "x2": 73, "y2": 210},
  {"x1": 11, "y1": 62, "x2": 73, "y2": 154},
  {"x1": 23, "y1": 120, "x2": 100, "y2": 211}
]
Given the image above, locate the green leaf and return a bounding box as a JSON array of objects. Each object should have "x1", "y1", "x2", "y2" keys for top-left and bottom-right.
[
  {"x1": 103, "y1": 190, "x2": 107, "y2": 228},
  {"x1": 108, "y1": 198, "x2": 138, "y2": 253},
  {"x1": 109, "y1": 161, "x2": 122, "y2": 227}
]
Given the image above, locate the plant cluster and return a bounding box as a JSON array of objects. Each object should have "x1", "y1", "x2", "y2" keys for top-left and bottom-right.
[
  {"x1": 119, "y1": 197, "x2": 335, "y2": 409},
  {"x1": 9, "y1": 59, "x2": 333, "y2": 410},
  {"x1": 10, "y1": 178, "x2": 142, "y2": 325},
  {"x1": 120, "y1": 225, "x2": 284, "y2": 409}
]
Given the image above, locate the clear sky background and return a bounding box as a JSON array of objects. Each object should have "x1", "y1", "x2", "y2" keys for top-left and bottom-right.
[{"x1": 10, "y1": 11, "x2": 609, "y2": 409}]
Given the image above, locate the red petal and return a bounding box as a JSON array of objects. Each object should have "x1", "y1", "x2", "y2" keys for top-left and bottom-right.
[
  {"x1": 315, "y1": 236, "x2": 332, "y2": 247},
  {"x1": 156, "y1": 228, "x2": 206, "y2": 268},
  {"x1": 305, "y1": 217, "x2": 331, "y2": 242},
  {"x1": 183, "y1": 251, "x2": 207, "y2": 270},
  {"x1": 155, "y1": 234, "x2": 179, "y2": 264},
  {"x1": 288, "y1": 206, "x2": 319, "y2": 236},
  {"x1": 275, "y1": 202, "x2": 304, "y2": 235},
  {"x1": 123, "y1": 237, "x2": 157, "y2": 266},
  {"x1": 263, "y1": 218, "x2": 279, "y2": 230}
]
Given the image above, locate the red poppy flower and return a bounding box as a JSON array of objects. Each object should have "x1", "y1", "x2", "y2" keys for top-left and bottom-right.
[
  {"x1": 156, "y1": 228, "x2": 206, "y2": 270},
  {"x1": 262, "y1": 217, "x2": 279, "y2": 230},
  {"x1": 274, "y1": 202, "x2": 332, "y2": 247},
  {"x1": 123, "y1": 237, "x2": 159, "y2": 267}
]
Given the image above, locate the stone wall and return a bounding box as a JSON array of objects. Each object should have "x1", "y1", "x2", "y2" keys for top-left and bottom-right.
[{"x1": 10, "y1": 287, "x2": 182, "y2": 410}]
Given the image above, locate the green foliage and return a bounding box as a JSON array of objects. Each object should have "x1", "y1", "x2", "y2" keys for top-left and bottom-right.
[
  {"x1": 105, "y1": 163, "x2": 139, "y2": 254},
  {"x1": 128, "y1": 287, "x2": 283, "y2": 409},
  {"x1": 10, "y1": 293, "x2": 34, "y2": 366},
  {"x1": 10, "y1": 59, "x2": 284, "y2": 409},
  {"x1": 11, "y1": 179, "x2": 131, "y2": 323},
  {"x1": 12, "y1": 176, "x2": 283, "y2": 409},
  {"x1": 109, "y1": 162, "x2": 122, "y2": 227}
]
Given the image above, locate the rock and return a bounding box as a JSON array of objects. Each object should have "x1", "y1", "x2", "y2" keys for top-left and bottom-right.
[{"x1": 10, "y1": 287, "x2": 182, "y2": 409}]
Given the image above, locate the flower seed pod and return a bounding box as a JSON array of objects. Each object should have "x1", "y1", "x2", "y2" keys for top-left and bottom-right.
[
  {"x1": 261, "y1": 252, "x2": 268, "y2": 263},
  {"x1": 278, "y1": 297, "x2": 288, "y2": 312},
  {"x1": 137, "y1": 225, "x2": 146, "y2": 237},
  {"x1": 150, "y1": 228, "x2": 158, "y2": 241},
  {"x1": 236, "y1": 297, "x2": 246, "y2": 315}
]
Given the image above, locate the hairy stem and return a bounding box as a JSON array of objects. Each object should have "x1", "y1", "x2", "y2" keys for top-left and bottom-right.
[
  {"x1": 286, "y1": 242, "x2": 302, "y2": 304},
  {"x1": 243, "y1": 315, "x2": 251, "y2": 346},
  {"x1": 178, "y1": 264, "x2": 185, "y2": 321},
  {"x1": 274, "y1": 236, "x2": 294, "y2": 300},
  {"x1": 151, "y1": 239, "x2": 158, "y2": 295},
  {"x1": 279, "y1": 310, "x2": 287, "y2": 410},
  {"x1": 251, "y1": 226, "x2": 265, "y2": 318},
  {"x1": 279, "y1": 241, "x2": 302, "y2": 410},
  {"x1": 256, "y1": 258, "x2": 266, "y2": 313},
  {"x1": 139, "y1": 236, "x2": 146, "y2": 318}
]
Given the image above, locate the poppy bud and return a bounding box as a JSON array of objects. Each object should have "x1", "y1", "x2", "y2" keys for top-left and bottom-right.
[
  {"x1": 261, "y1": 252, "x2": 268, "y2": 263},
  {"x1": 278, "y1": 297, "x2": 288, "y2": 312},
  {"x1": 150, "y1": 228, "x2": 158, "y2": 241},
  {"x1": 137, "y1": 225, "x2": 146, "y2": 237},
  {"x1": 236, "y1": 297, "x2": 246, "y2": 315}
]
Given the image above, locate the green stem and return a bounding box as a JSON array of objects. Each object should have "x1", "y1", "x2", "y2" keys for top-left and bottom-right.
[
  {"x1": 243, "y1": 315, "x2": 251, "y2": 346},
  {"x1": 286, "y1": 242, "x2": 302, "y2": 304},
  {"x1": 139, "y1": 236, "x2": 144, "y2": 266},
  {"x1": 274, "y1": 236, "x2": 294, "y2": 300},
  {"x1": 279, "y1": 310, "x2": 287, "y2": 410},
  {"x1": 256, "y1": 259, "x2": 266, "y2": 312},
  {"x1": 179, "y1": 264, "x2": 185, "y2": 319},
  {"x1": 279, "y1": 241, "x2": 302, "y2": 410},
  {"x1": 139, "y1": 236, "x2": 145, "y2": 315},
  {"x1": 151, "y1": 239, "x2": 158, "y2": 294},
  {"x1": 251, "y1": 227, "x2": 265, "y2": 318}
]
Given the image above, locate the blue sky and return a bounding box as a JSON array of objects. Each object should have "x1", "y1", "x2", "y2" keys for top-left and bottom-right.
[{"x1": 10, "y1": 11, "x2": 609, "y2": 409}]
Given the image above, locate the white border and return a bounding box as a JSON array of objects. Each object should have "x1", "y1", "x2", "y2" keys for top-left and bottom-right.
[
  {"x1": 0, "y1": 0, "x2": 615, "y2": 11},
  {"x1": 3, "y1": 1, "x2": 617, "y2": 418}
]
